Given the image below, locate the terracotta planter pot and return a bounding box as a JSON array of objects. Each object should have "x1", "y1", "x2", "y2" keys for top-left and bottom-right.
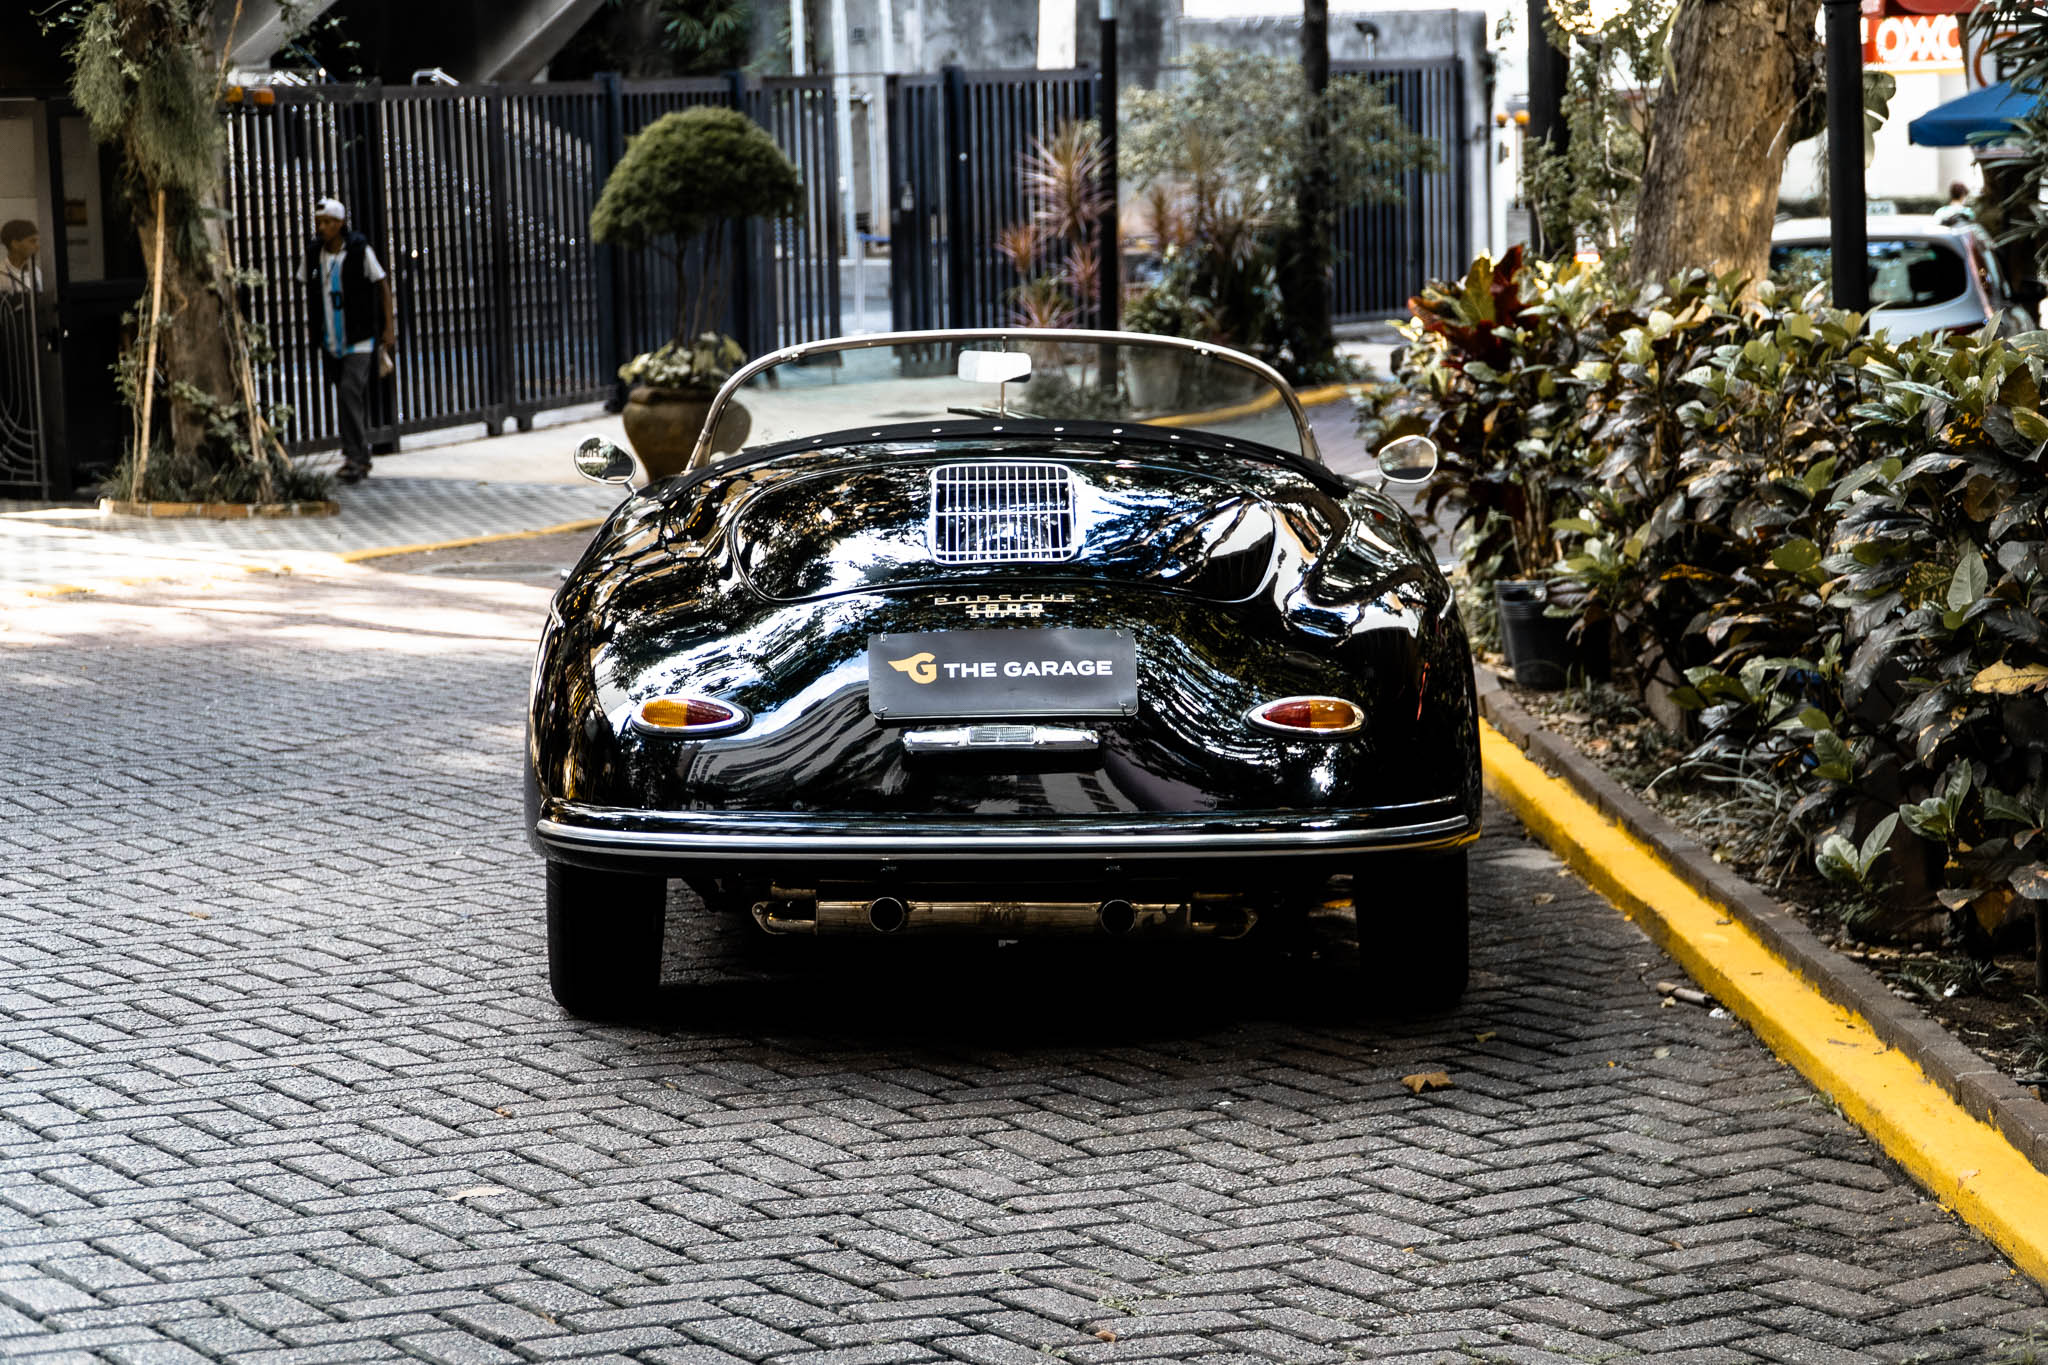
[
  {"x1": 1125, "y1": 350, "x2": 1183, "y2": 413},
  {"x1": 620, "y1": 385, "x2": 752, "y2": 481}
]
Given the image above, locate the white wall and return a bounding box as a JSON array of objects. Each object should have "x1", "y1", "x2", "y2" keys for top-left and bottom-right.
[
  {"x1": 0, "y1": 114, "x2": 40, "y2": 236},
  {"x1": 1781, "y1": 69, "x2": 1977, "y2": 207}
]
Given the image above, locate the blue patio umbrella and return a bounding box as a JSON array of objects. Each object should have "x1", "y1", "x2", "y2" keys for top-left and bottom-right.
[{"x1": 1908, "y1": 80, "x2": 2037, "y2": 146}]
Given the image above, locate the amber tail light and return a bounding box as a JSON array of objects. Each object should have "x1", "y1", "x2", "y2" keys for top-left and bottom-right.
[
  {"x1": 633, "y1": 696, "x2": 749, "y2": 736},
  {"x1": 1247, "y1": 696, "x2": 1365, "y2": 736}
]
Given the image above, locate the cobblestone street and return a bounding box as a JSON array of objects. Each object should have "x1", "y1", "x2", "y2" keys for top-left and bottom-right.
[{"x1": 4, "y1": 560, "x2": 2047, "y2": 1364}]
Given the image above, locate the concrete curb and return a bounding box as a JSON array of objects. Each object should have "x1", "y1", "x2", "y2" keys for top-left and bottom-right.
[
  {"x1": 100, "y1": 497, "x2": 341, "y2": 519},
  {"x1": 1475, "y1": 667, "x2": 2048, "y2": 1176}
]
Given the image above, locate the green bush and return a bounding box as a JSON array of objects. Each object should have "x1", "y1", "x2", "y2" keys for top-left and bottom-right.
[
  {"x1": 1356, "y1": 246, "x2": 1612, "y2": 585},
  {"x1": 1374, "y1": 251, "x2": 2048, "y2": 953}
]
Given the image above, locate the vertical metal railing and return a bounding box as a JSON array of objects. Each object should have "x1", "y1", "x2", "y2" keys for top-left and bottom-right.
[
  {"x1": 884, "y1": 61, "x2": 1469, "y2": 335},
  {"x1": 222, "y1": 75, "x2": 842, "y2": 456},
  {"x1": 887, "y1": 67, "x2": 1097, "y2": 335},
  {"x1": 0, "y1": 289, "x2": 46, "y2": 491},
  {"x1": 1327, "y1": 60, "x2": 1469, "y2": 321}
]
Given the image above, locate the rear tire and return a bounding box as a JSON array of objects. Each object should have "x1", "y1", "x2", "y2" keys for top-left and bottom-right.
[
  {"x1": 1355, "y1": 849, "x2": 1468, "y2": 1014},
  {"x1": 546, "y1": 861, "x2": 667, "y2": 1018}
]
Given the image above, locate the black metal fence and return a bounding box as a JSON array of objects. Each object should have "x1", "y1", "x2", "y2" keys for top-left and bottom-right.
[
  {"x1": 888, "y1": 68, "x2": 1100, "y2": 334},
  {"x1": 221, "y1": 61, "x2": 1467, "y2": 457},
  {"x1": 1329, "y1": 60, "x2": 1469, "y2": 321},
  {"x1": 222, "y1": 74, "x2": 841, "y2": 455},
  {"x1": 886, "y1": 61, "x2": 1468, "y2": 334}
]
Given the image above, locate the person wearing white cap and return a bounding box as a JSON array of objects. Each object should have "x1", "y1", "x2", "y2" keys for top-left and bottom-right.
[{"x1": 305, "y1": 196, "x2": 395, "y2": 483}]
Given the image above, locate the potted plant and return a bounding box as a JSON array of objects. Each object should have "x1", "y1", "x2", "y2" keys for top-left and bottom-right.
[
  {"x1": 1359, "y1": 247, "x2": 1607, "y2": 687},
  {"x1": 1121, "y1": 269, "x2": 1210, "y2": 412},
  {"x1": 589, "y1": 106, "x2": 802, "y2": 478}
]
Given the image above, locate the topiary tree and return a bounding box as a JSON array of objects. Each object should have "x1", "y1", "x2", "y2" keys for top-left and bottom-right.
[{"x1": 590, "y1": 106, "x2": 801, "y2": 382}]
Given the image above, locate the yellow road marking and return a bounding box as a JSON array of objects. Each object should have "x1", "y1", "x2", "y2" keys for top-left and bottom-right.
[
  {"x1": 1140, "y1": 380, "x2": 1354, "y2": 430},
  {"x1": 1481, "y1": 720, "x2": 2048, "y2": 1285}
]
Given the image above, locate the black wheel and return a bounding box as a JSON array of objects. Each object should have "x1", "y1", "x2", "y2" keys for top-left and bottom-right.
[
  {"x1": 546, "y1": 861, "x2": 667, "y2": 1018},
  {"x1": 1355, "y1": 849, "x2": 1468, "y2": 1014}
]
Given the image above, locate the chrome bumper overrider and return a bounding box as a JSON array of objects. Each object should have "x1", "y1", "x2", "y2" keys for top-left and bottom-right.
[{"x1": 535, "y1": 802, "x2": 1475, "y2": 863}]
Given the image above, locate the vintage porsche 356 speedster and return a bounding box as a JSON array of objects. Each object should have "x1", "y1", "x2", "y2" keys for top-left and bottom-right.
[{"x1": 525, "y1": 329, "x2": 1480, "y2": 1016}]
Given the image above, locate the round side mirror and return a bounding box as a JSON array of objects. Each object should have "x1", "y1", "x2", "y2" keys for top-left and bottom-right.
[
  {"x1": 1376, "y1": 434, "x2": 1439, "y2": 484},
  {"x1": 574, "y1": 434, "x2": 635, "y2": 485}
]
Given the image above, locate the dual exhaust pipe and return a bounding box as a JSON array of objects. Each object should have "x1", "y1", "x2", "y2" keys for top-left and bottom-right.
[{"x1": 752, "y1": 892, "x2": 1253, "y2": 938}]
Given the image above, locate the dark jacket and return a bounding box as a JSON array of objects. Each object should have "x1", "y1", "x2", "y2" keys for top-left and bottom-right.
[{"x1": 306, "y1": 232, "x2": 379, "y2": 352}]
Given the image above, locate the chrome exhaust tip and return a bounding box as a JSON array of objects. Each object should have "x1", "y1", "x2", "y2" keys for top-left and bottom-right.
[
  {"x1": 867, "y1": 896, "x2": 909, "y2": 934},
  {"x1": 1097, "y1": 898, "x2": 1136, "y2": 936}
]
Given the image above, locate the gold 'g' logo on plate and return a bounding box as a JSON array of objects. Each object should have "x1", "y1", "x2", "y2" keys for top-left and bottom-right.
[{"x1": 888, "y1": 652, "x2": 938, "y2": 685}]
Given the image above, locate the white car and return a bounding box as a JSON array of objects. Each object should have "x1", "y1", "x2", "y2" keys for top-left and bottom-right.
[{"x1": 1770, "y1": 215, "x2": 2034, "y2": 340}]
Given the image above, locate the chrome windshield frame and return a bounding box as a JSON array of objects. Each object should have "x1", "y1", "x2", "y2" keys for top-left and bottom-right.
[{"x1": 688, "y1": 328, "x2": 1323, "y2": 470}]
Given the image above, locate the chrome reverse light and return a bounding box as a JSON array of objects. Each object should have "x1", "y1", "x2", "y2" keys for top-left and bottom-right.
[
  {"x1": 1248, "y1": 695, "x2": 1365, "y2": 736},
  {"x1": 928, "y1": 462, "x2": 1080, "y2": 564}
]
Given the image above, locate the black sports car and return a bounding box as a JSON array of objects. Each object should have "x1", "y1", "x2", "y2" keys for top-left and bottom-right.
[{"x1": 526, "y1": 330, "x2": 1480, "y2": 1016}]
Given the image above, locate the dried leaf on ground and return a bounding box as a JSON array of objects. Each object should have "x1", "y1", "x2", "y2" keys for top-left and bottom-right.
[
  {"x1": 448, "y1": 1185, "x2": 511, "y2": 1200},
  {"x1": 1400, "y1": 1070, "x2": 1454, "y2": 1094}
]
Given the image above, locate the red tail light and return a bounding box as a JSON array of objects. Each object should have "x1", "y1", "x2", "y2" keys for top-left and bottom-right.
[
  {"x1": 1248, "y1": 696, "x2": 1365, "y2": 736},
  {"x1": 634, "y1": 696, "x2": 748, "y2": 735}
]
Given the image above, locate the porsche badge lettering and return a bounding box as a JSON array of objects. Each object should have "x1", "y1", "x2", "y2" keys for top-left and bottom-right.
[
  {"x1": 934, "y1": 592, "x2": 1076, "y2": 620},
  {"x1": 888, "y1": 652, "x2": 939, "y2": 684}
]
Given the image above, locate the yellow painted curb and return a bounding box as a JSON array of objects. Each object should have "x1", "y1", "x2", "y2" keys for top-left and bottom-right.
[
  {"x1": 1141, "y1": 380, "x2": 1354, "y2": 431},
  {"x1": 1481, "y1": 720, "x2": 2048, "y2": 1284},
  {"x1": 337, "y1": 517, "x2": 606, "y2": 564},
  {"x1": 1294, "y1": 382, "x2": 1354, "y2": 408}
]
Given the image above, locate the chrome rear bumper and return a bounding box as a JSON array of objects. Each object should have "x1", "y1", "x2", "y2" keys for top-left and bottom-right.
[{"x1": 534, "y1": 800, "x2": 1475, "y2": 866}]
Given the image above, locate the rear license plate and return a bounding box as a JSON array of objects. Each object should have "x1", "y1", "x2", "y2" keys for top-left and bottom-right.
[{"x1": 868, "y1": 628, "x2": 1138, "y2": 722}]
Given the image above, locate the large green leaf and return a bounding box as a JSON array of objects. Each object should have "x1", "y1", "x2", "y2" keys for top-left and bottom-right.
[{"x1": 1948, "y1": 550, "x2": 1989, "y2": 612}]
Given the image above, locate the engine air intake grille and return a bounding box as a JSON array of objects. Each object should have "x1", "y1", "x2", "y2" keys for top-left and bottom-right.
[{"x1": 928, "y1": 462, "x2": 1079, "y2": 564}]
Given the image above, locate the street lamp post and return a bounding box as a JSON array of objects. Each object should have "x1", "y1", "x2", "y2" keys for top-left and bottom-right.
[
  {"x1": 1526, "y1": 0, "x2": 1569, "y2": 256},
  {"x1": 1825, "y1": 0, "x2": 1869, "y2": 311}
]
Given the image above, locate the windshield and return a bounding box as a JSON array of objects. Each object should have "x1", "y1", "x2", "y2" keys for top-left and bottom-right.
[
  {"x1": 1769, "y1": 238, "x2": 1971, "y2": 309},
  {"x1": 700, "y1": 332, "x2": 1314, "y2": 464}
]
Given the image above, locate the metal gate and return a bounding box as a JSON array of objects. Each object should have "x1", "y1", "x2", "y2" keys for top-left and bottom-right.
[
  {"x1": 1329, "y1": 60, "x2": 1469, "y2": 321},
  {"x1": 0, "y1": 290, "x2": 46, "y2": 491},
  {"x1": 222, "y1": 75, "x2": 840, "y2": 456},
  {"x1": 888, "y1": 68, "x2": 1099, "y2": 334},
  {"x1": 886, "y1": 61, "x2": 1468, "y2": 335}
]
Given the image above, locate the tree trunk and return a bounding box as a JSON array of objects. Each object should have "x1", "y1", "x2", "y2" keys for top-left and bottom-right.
[
  {"x1": 1280, "y1": 0, "x2": 1335, "y2": 380},
  {"x1": 1630, "y1": 0, "x2": 1821, "y2": 284},
  {"x1": 96, "y1": 0, "x2": 279, "y2": 496},
  {"x1": 136, "y1": 193, "x2": 246, "y2": 474}
]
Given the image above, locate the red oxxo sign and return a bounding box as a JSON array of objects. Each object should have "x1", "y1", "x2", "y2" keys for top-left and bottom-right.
[{"x1": 1863, "y1": 8, "x2": 1965, "y2": 71}]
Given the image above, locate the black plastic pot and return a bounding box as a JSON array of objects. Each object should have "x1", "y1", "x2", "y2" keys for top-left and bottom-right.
[{"x1": 1496, "y1": 580, "x2": 1607, "y2": 690}]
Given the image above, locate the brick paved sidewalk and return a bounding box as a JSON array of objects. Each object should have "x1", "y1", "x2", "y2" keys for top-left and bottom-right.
[
  {"x1": 2, "y1": 566, "x2": 2044, "y2": 1363},
  {"x1": 0, "y1": 478, "x2": 622, "y2": 593}
]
